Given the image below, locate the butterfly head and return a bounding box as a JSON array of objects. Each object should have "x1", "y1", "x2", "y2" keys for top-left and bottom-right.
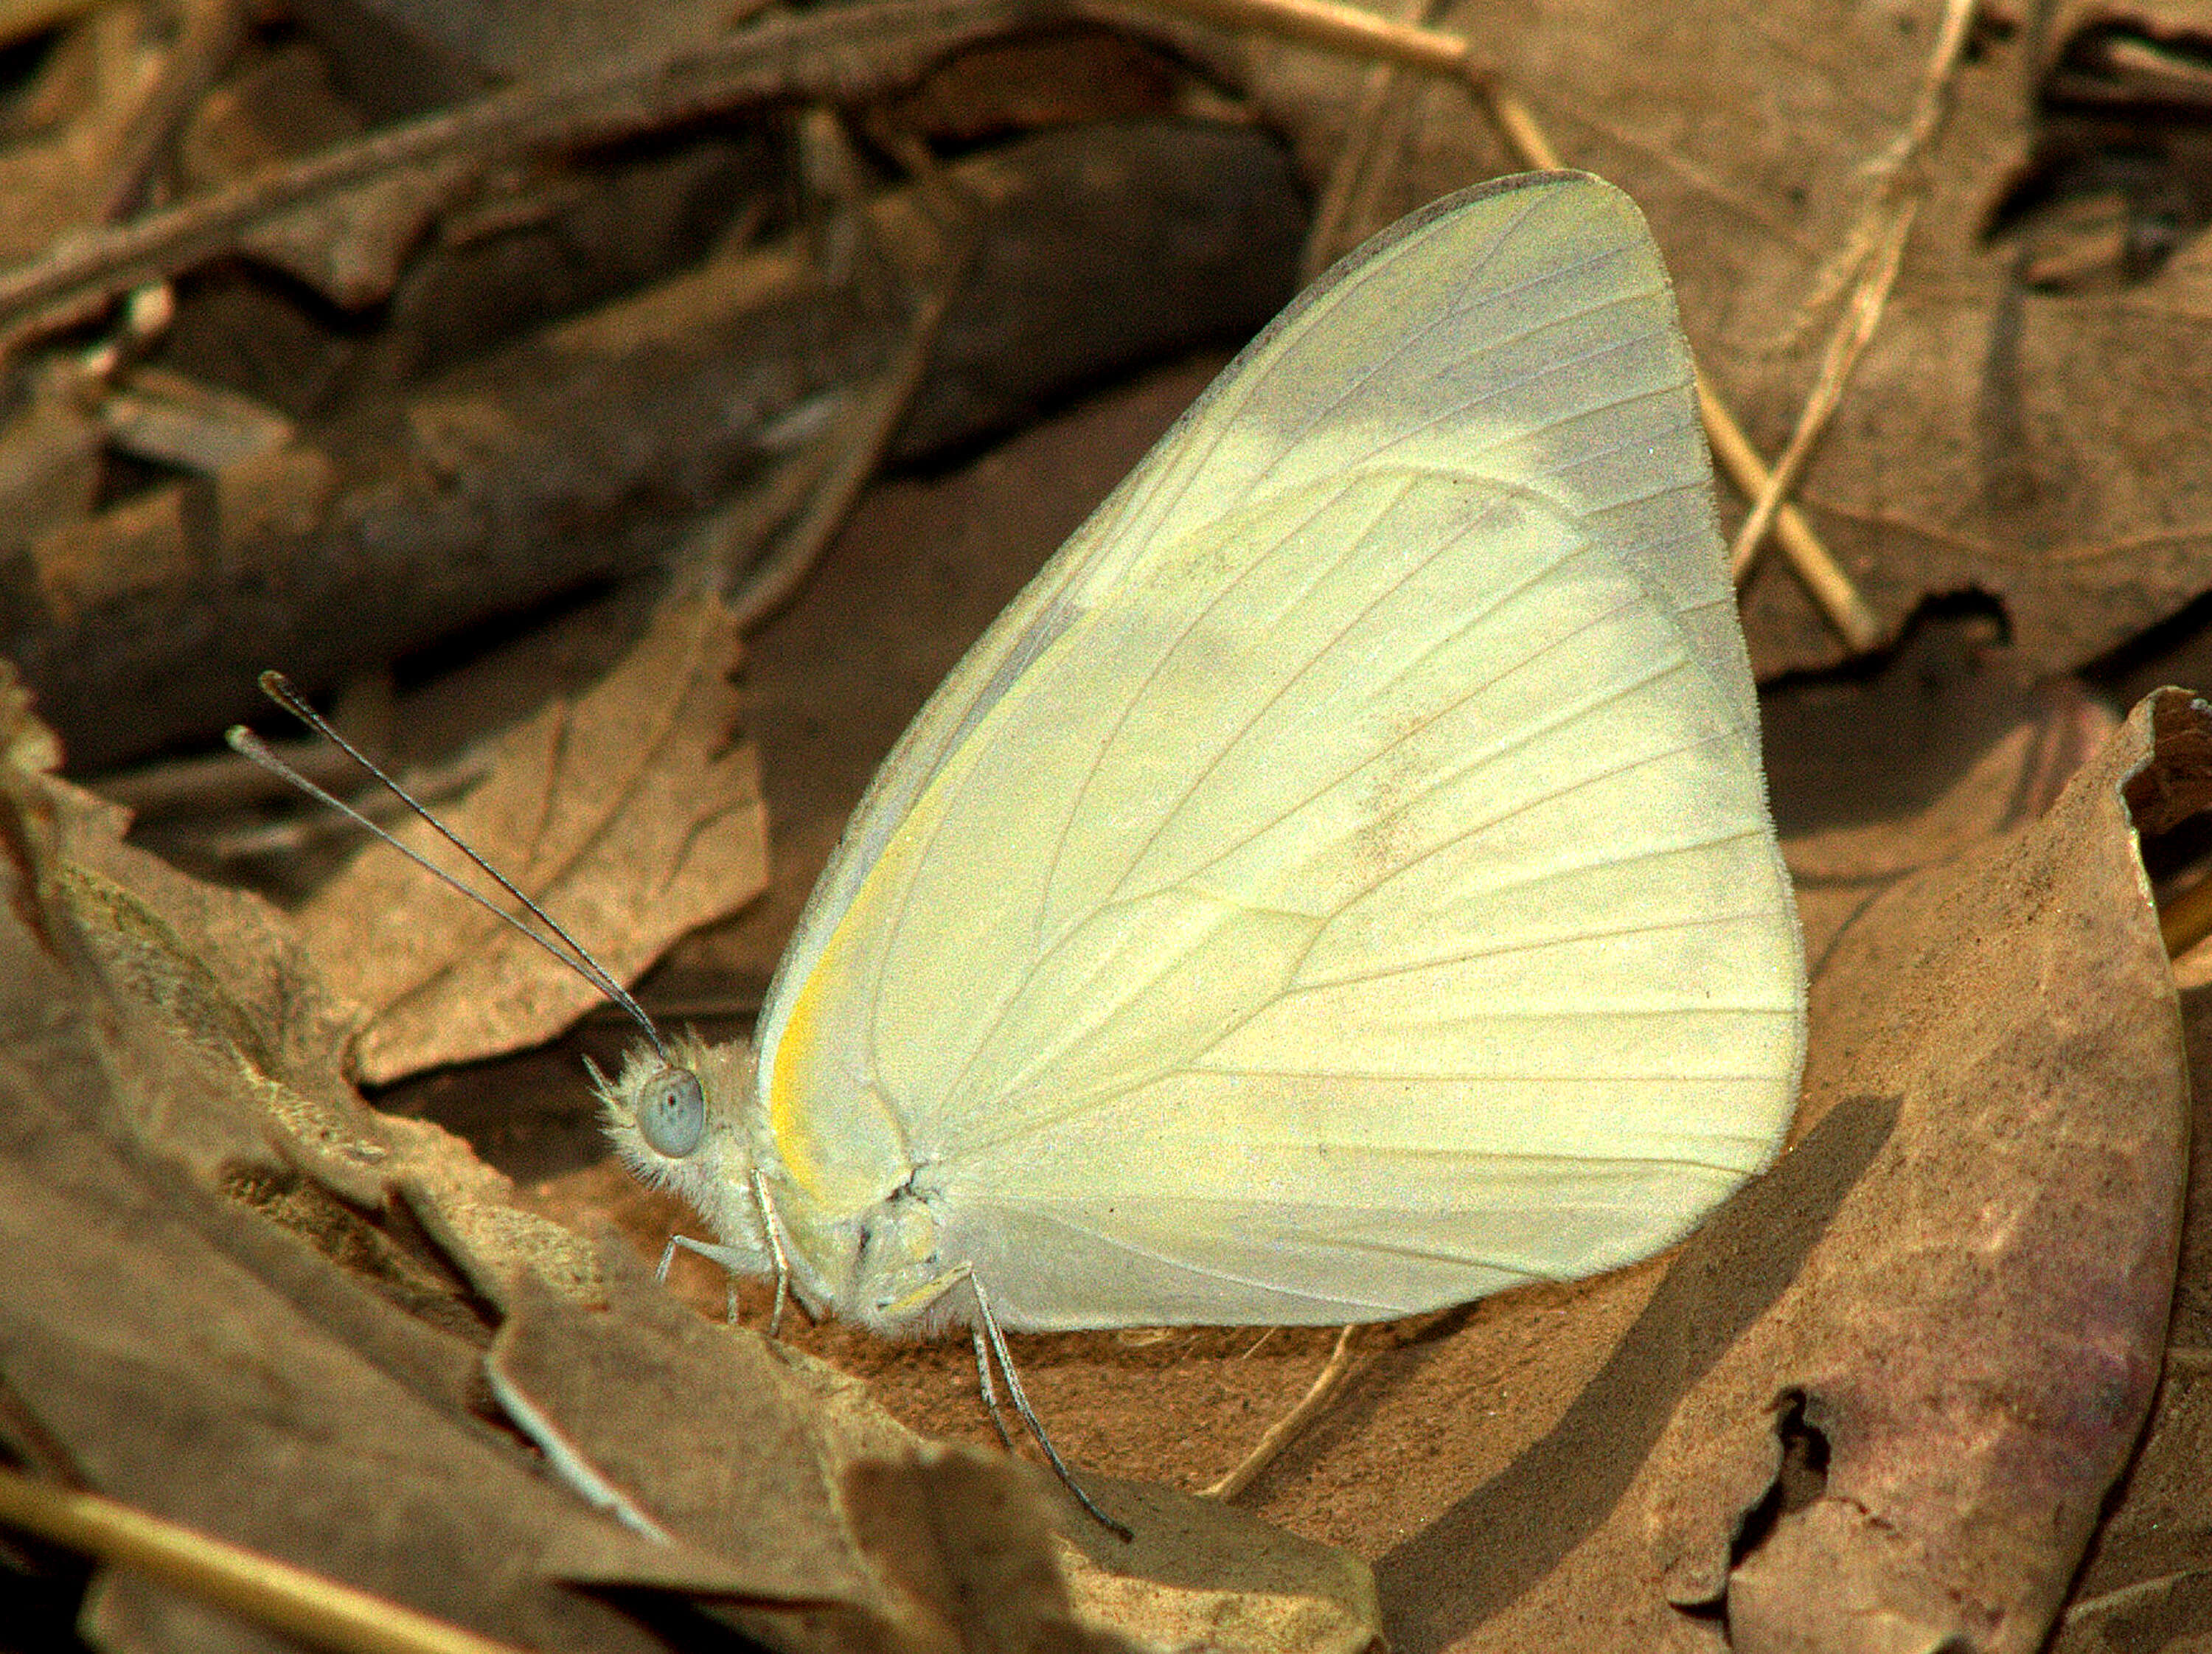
[{"x1": 593, "y1": 1036, "x2": 779, "y2": 1276}]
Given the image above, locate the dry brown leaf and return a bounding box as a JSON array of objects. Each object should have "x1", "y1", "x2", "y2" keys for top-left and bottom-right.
[
  {"x1": 1652, "y1": 692, "x2": 2197, "y2": 1651},
  {"x1": 291, "y1": 0, "x2": 776, "y2": 116},
  {"x1": 1761, "y1": 621, "x2": 2120, "y2": 965},
  {"x1": 1242, "y1": 0, "x2": 2212, "y2": 676},
  {"x1": 1371, "y1": 687, "x2": 2193, "y2": 1654},
  {"x1": 178, "y1": 41, "x2": 473, "y2": 308},
  {"x1": 495, "y1": 1262, "x2": 1385, "y2": 1654},
  {"x1": 841, "y1": 1451, "x2": 1139, "y2": 1654},
  {"x1": 2045, "y1": 1347, "x2": 2212, "y2": 1654},
  {"x1": 490, "y1": 1268, "x2": 882, "y2": 1607},
  {"x1": 299, "y1": 591, "x2": 768, "y2": 1085},
  {"x1": 51, "y1": 793, "x2": 389, "y2": 1202},
  {"x1": 35, "y1": 712, "x2": 611, "y2": 1314},
  {"x1": 2048, "y1": 881, "x2": 2212, "y2": 1650},
  {"x1": 0, "y1": 661, "x2": 762, "y2": 1653}
]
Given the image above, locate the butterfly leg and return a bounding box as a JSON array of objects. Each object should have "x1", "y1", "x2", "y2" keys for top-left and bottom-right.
[
  {"x1": 970, "y1": 1277, "x2": 1133, "y2": 1542},
  {"x1": 658, "y1": 1233, "x2": 743, "y2": 1322},
  {"x1": 968, "y1": 1324, "x2": 1019, "y2": 1453},
  {"x1": 751, "y1": 1166, "x2": 793, "y2": 1338}
]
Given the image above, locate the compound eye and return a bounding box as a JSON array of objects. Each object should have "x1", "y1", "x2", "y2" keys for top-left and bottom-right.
[{"x1": 636, "y1": 1068, "x2": 706, "y2": 1158}]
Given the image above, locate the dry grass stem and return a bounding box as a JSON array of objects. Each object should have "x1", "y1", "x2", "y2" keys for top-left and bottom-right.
[
  {"x1": 1119, "y1": 0, "x2": 1480, "y2": 75},
  {"x1": 1727, "y1": 200, "x2": 1915, "y2": 580},
  {"x1": 1133, "y1": 0, "x2": 1879, "y2": 652},
  {"x1": 1796, "y1": 0, "x2": 1976, "y2": 339},
  {"x1": 1466, "y1": 75, "x2": 1560, "y2": 170},
  {"x1": 0, "y1": 1467, "x2": 530, "y2": 1654},
  {"x1": 92, "y1": 0, "x2": 247, "y2": 221},
  {"x1": 1715, "y1": 0, "x2": 1976, "y2": 629},
  {"x1": 1299, "y1": 0, "x2": 1445, "y2": 278},
  {"x1": 1203, "y1": 1325, "x2": 1360, "y2": 1502},
  {"x1": 1699, "y1": 374, "x2": 1884, "y2": 650},
  {"x1": 723, "y1": 234, "x2": 972, "y2": 630}
]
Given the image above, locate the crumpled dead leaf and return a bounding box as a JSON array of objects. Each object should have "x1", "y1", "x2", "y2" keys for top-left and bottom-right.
[
  {"x1": 0, "y1": 661, "x2": 735, "y2": 1654},
  {"x1": 1359, "y1": 688, "x2": 2197, "y2": 1654},
  {"x1": 0, "y1": 653, "x2": 1380, "y2": 1654},
  {"x1": 495, "y1": 1263, "x2": 1383, "y2": 1654},
  {"x1": 1649, "y1": 688, "x2": 2199, "y2": 1652},
  {"x1": 2045, "y1": 750, "x2": 2212, "y2": 1651},
  {"x1": 297, "y1": 591, "x2": 769, "y2": 1085}
]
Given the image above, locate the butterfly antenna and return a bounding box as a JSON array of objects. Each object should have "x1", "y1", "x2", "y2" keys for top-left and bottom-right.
[{"x1": 228, "y1": 671, "x2": 672, "y2": 1067}]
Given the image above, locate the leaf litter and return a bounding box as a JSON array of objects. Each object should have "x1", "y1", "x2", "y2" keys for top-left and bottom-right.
[
  {"x1": 4, "y1": 1, "x2": 2212, "y2": 1650},
  {"x1": 1240, "y1": 0, "x2": 2212, "y2": 680}
]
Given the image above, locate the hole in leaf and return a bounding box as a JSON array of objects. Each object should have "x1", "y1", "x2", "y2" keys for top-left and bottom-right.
[{"x1": 1730, "y1": 1390, "x2": 1833, "y2": 1569}]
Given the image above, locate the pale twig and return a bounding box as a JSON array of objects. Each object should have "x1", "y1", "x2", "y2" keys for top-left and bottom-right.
[
  {"x1": 1238, "y1": 1326, "x2": 1282, "y2": 1358},
  {"x1": 1301, "y1": 0, "x2": 1443, "y2": 282},
  {"x1": 720, "y1": 274, "x2": 955, "y2": 629},
  {"x1": 94, "y1": 0, "x2": 247, "y2": 222},
  {"x1": 481, "y1": 1353, "x2": 673, "y2": 1544},
  {"x1": 0, "y1": 0, "x2": 1039, "y2": 341},
  {"x1": 0, "y1": 1466, "x2": 529, "y2": 1654},
  {"x1": 717, "y1": 164, "x2": 975, "y2": 630},
  {"x1": 1113, "y1": 0, "x2": 1478, "y2": 74},
  {"x1": 1695, "y1": 376, "x2": 1881, "y2": 649},
  {"x1": 1304, "y1": 63, "x2": 1404, "y2": 280},
  {"x1": 1794, "y1": 0, "x2": 1978, "y2": 340},
  {"x1": 1463, "y1": 72, "x2": 1559, "y2": 170},
  {"x1": 1203, "y1": 1324, "x2": 1359, "y2": 1501},
  {"x1": 1727, "y1": 200, "x2": 1915, "y2": 580},
  {"x1": 1727, "y1": 0, "x2": 1974, "y2": 600},
  {"x1": 2062, "y1": 1565, "x2": 2212, "y2": 1626}
]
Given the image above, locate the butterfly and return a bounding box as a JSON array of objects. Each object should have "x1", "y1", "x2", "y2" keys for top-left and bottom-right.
[
  {"x1": 249, "y1": 167, "x2": 1804, "y2": 1537},
  {"x1": 598, "y1": 169, "x2": 1805, "y2": 1517}
]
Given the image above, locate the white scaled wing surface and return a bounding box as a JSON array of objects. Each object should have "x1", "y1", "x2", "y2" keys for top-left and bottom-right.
[{"x1": 756, "y1": 171, "x2": 1806, "y2": 1332}]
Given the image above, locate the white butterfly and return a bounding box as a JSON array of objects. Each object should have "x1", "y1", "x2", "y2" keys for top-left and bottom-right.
[
  {"x1": 248, "y1": 167, "x2": 1804, "y2": 1533},
  {"x1": 597, "y1": 169, "x2": 1805, "y2": 1452}
]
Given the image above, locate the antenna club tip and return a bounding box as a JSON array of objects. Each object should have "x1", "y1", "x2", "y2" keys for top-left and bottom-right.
[{"x1": 259, "y1": 670, "x2": 292, "y2": 695}]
